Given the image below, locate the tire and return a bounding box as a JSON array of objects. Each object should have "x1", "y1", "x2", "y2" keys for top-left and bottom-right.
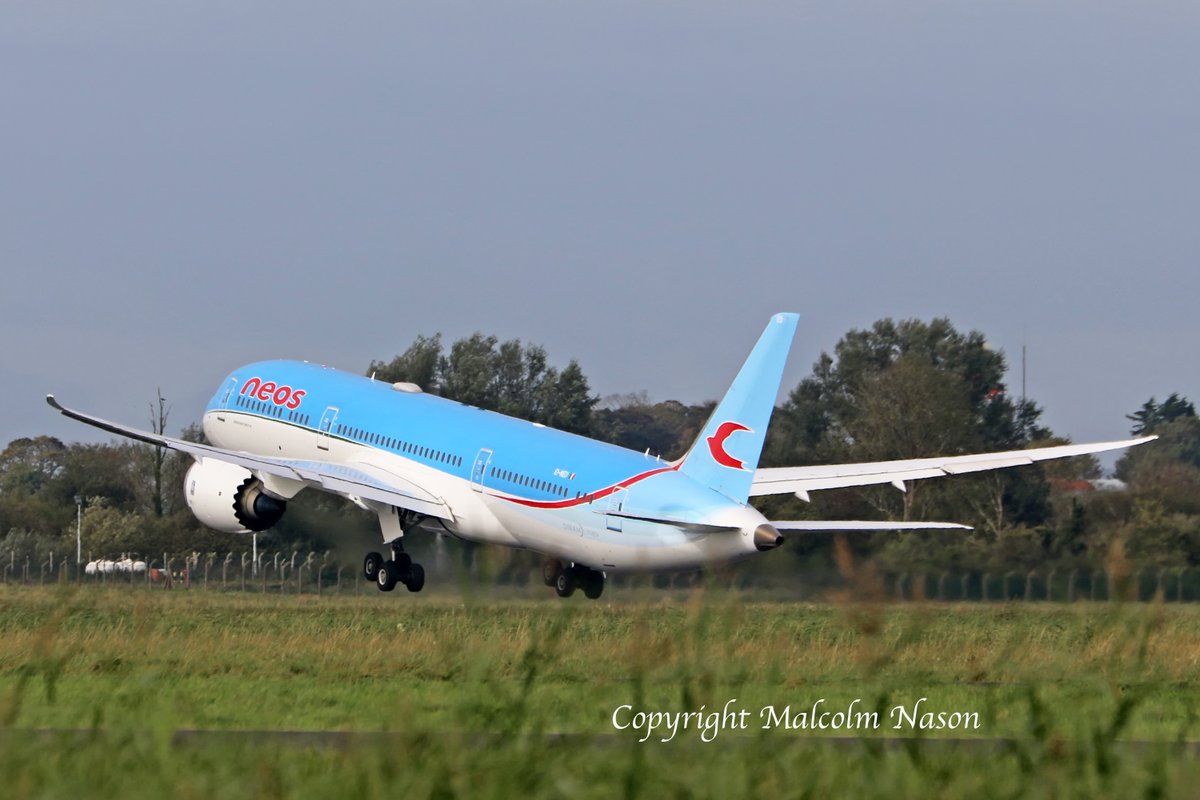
[
  {"x1": 542, "y1": 559, "x2": 562, "y2": 587},
  {"x1": 377, "y1": 560, "x2": 398, "y2": 592},
  {"x1": 395, "y1": 552, "x2": 413, "y2": 582},
  {"x1": 583, "y1": 571, "x2": 604, "y2": 600},
  {"x1": 555, "y1": 570, "x2": 576, "y2": 598},
  {"x1": 363, "y1": 552, "x2": 384, "y2": 582},
  {"x1": 405, "y1": 563, "x2": 425, "y2": 593}
]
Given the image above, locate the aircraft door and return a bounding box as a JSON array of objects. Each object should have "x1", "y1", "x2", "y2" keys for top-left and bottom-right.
[
  {"x1": 471, "y1": 449, "x2": 493, "y2": 492},
  {"x1": 219, "y1": 377, "x2": 239, "y2": 409},
  {"x1": 317, "y1": 406, "x2": 339, "y2": 451},
  {"x1": 606, "y1": 488, "x2": 628, "y2": 532}
]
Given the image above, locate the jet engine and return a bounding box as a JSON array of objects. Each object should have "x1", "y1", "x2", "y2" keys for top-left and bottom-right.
[{"x1": 184, "y1": 459, "x2": 287, "y2": 534}]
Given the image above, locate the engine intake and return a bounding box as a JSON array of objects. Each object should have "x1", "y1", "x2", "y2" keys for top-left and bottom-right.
[{"x1": 185, "y1": 459, "x2": 287, "y2": 534}]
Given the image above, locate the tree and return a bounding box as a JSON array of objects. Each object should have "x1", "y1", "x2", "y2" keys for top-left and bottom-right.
[
  {"x1": 845, "y1": 354, "x2": 978, "y2": 520},
  {"x1": 147, "y1": 389, "x2": 170, "y2": 517},
  {"x1": 590, "y1": 394, "x2": 712, "y2": 459},
  {"x1": 368, "y1": 334, "x2": 443, "y2": 391},
  {"x1": 0, "y1": 437, "x2": 73, "y2": 541},
  {"x1": 1033, "y1": 437, "x2": 1103, "y2": 483},
  {"x1": 0, "y1": 436, "x2": 67, "y2": 496},
  {"x1": 439, "y1": 333, "x2": 499, "y2": 408},
  {"x1": 1116, "y1": 397, "x2": 1200, "y2": 487},
  {"x1": 368, "y1": 332, "x2": 597, "y2": 433},
  {"x1": 494, "y1": 340, "x2": 550, "y2": 419},
  {"x1": 764, "y1": 318, "x2": 1053, "y2": 530},
  {"x1": 535, "y1": 360, "x2": 596, "y2": 436},
  {"x1": 1127, "y1": 393, "x2": 1196, "y2": 436}
]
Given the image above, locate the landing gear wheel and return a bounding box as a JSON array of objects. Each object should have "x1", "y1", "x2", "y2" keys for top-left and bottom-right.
[
  {"x1": 404, "y1": 563, "x2": 425, "y2": 593},
  {"x1": 395, "y1": 553, "x2": 413, "y2": 582},
  {"x1": 555, "y1": 570, "x2": 576, "y2": 598},
  {"x1": 363, "y1": 551, "x2": 383, "y2": 582},
  {"x1": 542, "y1": 559, "x2": 563, "y2": 587},
  {"x1": 377, "y1": 560, "x2": 399, "y2": 592},
  {"x1": 583, "y1": 571, "x2": 605, "y2": 600}
]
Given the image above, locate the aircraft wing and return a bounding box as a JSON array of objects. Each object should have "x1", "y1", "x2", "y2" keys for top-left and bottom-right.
[
  {"x1": 46, "y1": 395, "x2": 451, "y2": 520},
  {"x1": 750, "y1": 436, "x2": 1156, "y2": 499}
]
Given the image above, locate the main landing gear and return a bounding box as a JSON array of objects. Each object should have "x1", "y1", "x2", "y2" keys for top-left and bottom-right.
[
  {"x1": 363, "y1": 542, "x2": 425, "y2": 593},
  {"x1": 543, "y1": 558, "x2": 605, "y2": 600}
]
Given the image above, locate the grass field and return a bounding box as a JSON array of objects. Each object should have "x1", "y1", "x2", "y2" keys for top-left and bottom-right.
[{"x1": 3, "y1": 584, "x2": 1200, "y2": 798}]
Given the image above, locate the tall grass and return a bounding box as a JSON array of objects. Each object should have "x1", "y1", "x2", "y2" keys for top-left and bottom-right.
[{"x1": 2, "y1": 584, "x2": 1200, "y2": 797}]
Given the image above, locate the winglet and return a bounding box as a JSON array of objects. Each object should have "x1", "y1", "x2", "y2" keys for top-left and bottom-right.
[
  {"x1": 677, "y1": 313, "x2": 799, "y2": 502},
  {"x1": 46, "y1": 393, "x2": 166, "y2": 447}
]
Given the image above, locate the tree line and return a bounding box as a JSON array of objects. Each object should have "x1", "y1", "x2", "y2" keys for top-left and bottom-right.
[{"x1": 2, "y1": 318, "x2": 1196, "y2": 582}]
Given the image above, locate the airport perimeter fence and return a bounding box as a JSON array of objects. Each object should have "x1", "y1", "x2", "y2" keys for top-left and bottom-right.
[
  {"x1": 885, "y1": 567, "x2": 1200, "y2": 603},
  {"x1": 4, "y1": 550, "x2": 1200, "y2": 603}
]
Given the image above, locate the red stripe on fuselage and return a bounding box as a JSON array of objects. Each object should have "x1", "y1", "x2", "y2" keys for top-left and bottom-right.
[{"x1": 493, "y1": 464, "x2": 678, "y2": 510}]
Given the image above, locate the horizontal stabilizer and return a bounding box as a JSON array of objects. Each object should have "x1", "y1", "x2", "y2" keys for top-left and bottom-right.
[
  {"x1": 604, "y1": 509, "x2": 740, "y2": 534},
  {"x1": 771, "y1": 520, "x2": 972, "y2": 532}
]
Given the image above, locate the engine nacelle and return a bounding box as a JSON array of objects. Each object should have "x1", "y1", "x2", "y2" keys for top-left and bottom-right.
[{"x1": 185, "y1": 459, "x2": 287, "y2": 534}]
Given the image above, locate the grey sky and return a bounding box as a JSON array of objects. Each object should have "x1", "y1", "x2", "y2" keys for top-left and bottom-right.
[{"x1": 2, "y1": 2, "x2": 1197, "y2": 460}]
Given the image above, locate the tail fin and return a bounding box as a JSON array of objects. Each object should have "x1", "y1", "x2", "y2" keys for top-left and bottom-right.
[{"x1": 677, "y1": 313, "x2": 799, "y2": 502}]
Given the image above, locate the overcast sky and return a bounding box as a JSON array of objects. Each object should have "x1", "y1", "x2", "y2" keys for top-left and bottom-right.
[{"x1": 2, "y1": 2, "x2": 1197, "y2": 461}]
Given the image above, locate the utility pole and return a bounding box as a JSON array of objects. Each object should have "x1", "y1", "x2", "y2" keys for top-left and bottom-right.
[
  {"x1": 1021, "y1": 342, "x2": 1027, "y2": 405},
  {"x1": 75, "y1": 495, "x2": 83, "y2": 569},
  {"x1": 1021, "y1": 327, "x2": 1028, "y2": 406}
]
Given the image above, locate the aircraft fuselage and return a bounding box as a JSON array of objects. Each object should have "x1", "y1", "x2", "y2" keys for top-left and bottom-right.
[{"x1": 203, "y1": 360, "x2": 767, "y2": 572}]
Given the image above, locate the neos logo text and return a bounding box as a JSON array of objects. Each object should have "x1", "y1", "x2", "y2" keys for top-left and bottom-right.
[{"x1": 239, "y1": 377, "x2": 307, "y2": 410}]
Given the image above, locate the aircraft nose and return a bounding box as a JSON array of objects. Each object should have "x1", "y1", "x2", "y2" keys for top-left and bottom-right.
[{"x1": 753, "y1": 523, "x2": 783, "y2": 552}]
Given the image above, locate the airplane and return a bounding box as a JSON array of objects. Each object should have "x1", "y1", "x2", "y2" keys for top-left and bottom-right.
[{"x1": 47, "y1": 313, "x2": 1154, "y2": 599}]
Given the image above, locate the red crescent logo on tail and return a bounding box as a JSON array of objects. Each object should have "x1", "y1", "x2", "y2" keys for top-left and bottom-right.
[{"x1": 707, "y1": 421, "x2": 752, "y2": 470}]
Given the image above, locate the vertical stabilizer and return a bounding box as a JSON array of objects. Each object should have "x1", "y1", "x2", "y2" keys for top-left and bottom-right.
[{"x1": 677, "y1": 313, "x2": 799, "y2": 502}]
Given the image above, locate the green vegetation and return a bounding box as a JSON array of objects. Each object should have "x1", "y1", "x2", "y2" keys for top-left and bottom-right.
[
  {"x1": 3, "y1": 587, "x2": 1200, "y2": 796},
  {"x1": 4, "y1": 316, "x2": 1199, "y2": 589}
]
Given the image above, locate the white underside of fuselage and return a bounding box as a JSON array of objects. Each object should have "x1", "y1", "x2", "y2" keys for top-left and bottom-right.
[{"x1": 202, "y1": 411, "x2": 765, "y2": 572}]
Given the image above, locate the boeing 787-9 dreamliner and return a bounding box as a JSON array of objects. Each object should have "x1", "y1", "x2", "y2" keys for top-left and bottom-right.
[{"x1": 48, "y1": 314, "x2": 1153, "y2": 599}]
